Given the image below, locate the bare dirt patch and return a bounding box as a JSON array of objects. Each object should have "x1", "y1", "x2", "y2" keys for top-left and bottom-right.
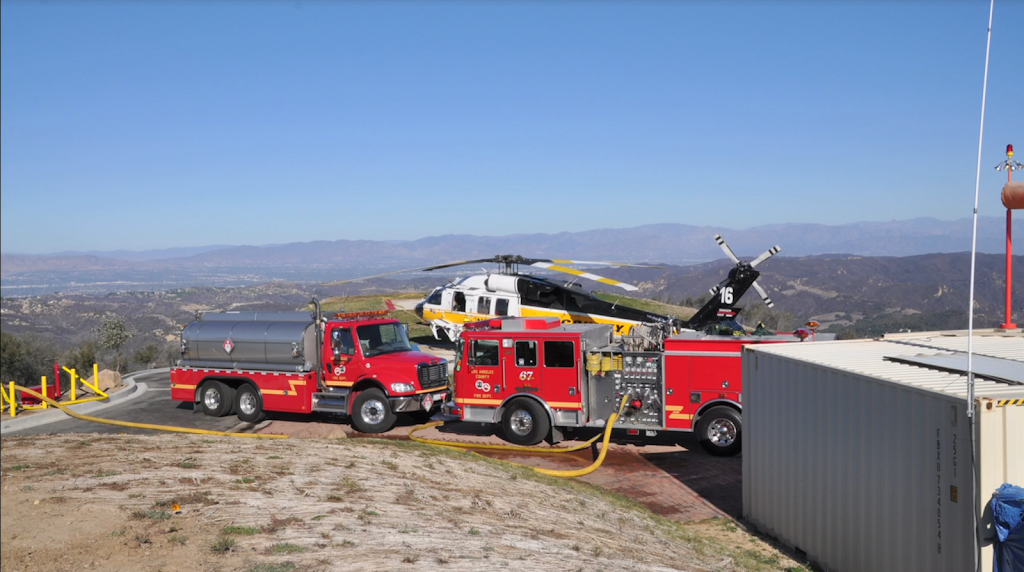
[{"x1": 2, "y1": 434, "x2": 806, "y2": 572}]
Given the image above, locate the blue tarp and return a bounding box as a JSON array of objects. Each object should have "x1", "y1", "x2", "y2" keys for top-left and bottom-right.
[{"x1": 992, "y1": 483, "x2": 1024, "y2": 572}]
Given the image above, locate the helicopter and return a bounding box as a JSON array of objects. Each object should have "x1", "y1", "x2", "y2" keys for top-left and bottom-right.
[{"x1": 324, "y1": 234, "x2": 782, "y2": 343}]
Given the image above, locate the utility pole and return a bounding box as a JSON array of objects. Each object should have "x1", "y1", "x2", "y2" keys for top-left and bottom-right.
[{"x1": 995, "y1": 143, "x2": 1023, "y2": 329}]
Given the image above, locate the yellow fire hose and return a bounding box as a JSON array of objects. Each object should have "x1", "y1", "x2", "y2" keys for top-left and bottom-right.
[
  {"x1": 10, "y1": 385, "x2": 287, "y2": 439},
  {"x1": 410, "y1": 394, "x2": 630, "y2": 478}
]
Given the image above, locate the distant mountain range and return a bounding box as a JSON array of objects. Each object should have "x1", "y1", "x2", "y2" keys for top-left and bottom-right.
[{"x1": 2, "y1": 217, "x2": 1020, "y2": 296}]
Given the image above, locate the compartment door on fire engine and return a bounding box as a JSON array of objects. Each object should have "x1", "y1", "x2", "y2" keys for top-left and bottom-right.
[
  {"x1": 466, "y1": 338, "x2": 501, "y2": 403},
  {"x1": 540, "y1": 340, "x2": 579, "y2": 410},
  {"x1": 507, "y1": 340, "x2": 542, "y2": 397},
  {"x1": 327, "y1": 327, "x2": 359, "y2": 387}
]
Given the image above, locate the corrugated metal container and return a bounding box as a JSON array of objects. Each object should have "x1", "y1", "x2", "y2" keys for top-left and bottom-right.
[{"x1": 742, "y1": 330, "x2": 1023, "y2": 572}]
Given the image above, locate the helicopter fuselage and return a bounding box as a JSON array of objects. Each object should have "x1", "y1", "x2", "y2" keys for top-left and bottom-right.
[{"x1": 414, "y1": 274, "x2": 671, "y2": 342}]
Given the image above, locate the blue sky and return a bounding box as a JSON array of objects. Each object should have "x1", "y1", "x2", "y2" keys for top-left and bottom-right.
[{"x1": 2, "y1": 0, "x2": 1022, "y2": 254}]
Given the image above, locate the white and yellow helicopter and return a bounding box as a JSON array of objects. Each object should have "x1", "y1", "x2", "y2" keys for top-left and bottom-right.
[{"x1": 325, "y1": 234, "x2": 781, "y2": 343}]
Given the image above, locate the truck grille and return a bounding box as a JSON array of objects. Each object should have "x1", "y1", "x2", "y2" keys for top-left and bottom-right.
[{"x1": 418, "y1": 362, "x2": 448, "y2": 389}]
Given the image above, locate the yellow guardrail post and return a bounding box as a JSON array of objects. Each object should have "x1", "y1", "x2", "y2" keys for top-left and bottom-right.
[
  {"x1": 8, "y1": 382, "x2": 16, "y2": 418},
  {"x1": 40, "y1": 376, "x2": 48, "y2": 409},
  {"x1": 66, "y1": 367, "x2": 77, "y2": 402}
]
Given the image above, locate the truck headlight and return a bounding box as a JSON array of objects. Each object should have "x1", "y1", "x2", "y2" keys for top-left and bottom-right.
[{"x1": 391, "y1": 383, "x2": 415, "y2": 393}]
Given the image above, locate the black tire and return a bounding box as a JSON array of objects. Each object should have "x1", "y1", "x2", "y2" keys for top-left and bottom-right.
[
  {"x1": 199, "y1": 381, "x2": 233, "y2": 417},
  {"x1": 351, "y1": 388, "x2": 397, "y2": 433},
  {"x1": 501, "y1": 398, "x2": 550, "y2": 446},
  {"x1": 696, "y1": 406, "x2": 742, "y2": 457},
  {"x1": 234, "y1": 384, "x2": 265, "y2": 424}
]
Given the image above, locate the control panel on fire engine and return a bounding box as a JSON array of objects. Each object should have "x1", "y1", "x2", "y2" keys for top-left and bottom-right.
[{"x1": 614, "y1": 352, "x2": 663, "y2": 428}]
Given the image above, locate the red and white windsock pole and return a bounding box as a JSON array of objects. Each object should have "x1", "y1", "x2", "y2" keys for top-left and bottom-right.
[{"x1": 995, "y1": 143, "x2": 1023, "y2": 329}]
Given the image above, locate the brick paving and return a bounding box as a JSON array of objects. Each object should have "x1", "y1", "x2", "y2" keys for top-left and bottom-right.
[{"x1": 260, "y1": 416, "x2": 742, "y2": 524}]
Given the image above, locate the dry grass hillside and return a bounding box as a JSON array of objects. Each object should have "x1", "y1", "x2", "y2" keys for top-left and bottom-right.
[{"x1": 1, "y1": 434, "x2": 806, "y2": 572}]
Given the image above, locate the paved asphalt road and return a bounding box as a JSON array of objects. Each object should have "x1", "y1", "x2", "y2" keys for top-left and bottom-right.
[{"x1": 7, "y1": 370, "x2": 249, "y2": 436}]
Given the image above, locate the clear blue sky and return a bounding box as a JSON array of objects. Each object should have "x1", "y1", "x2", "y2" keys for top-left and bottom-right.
[{"x1": 2, "y1": 0, "x2": 1022, "y2": 254}]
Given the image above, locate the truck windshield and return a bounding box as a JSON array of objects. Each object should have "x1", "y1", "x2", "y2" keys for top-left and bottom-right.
[{"x1": 356, "y1": 323, "x2": 413, "y2": 357}]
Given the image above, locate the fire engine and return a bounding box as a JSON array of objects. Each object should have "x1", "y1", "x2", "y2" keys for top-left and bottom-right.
[
  {"x1": 448, "y1": 316, "x2": 833, "y2": 456},
  {"x1": 170, "y1": 302, "x2": 449, "y2": 433}
]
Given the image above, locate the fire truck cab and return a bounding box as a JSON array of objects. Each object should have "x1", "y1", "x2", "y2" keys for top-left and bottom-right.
[
  {"x1": 170, "y1": 308, "x2": 449, "y2": 433},
  {"x1": 450, "y1": 316, "x2": 820, "y2": 456}
]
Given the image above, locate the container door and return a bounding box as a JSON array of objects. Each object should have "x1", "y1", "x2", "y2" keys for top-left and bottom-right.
[{"x1": 541, "y1": 339, "x2": 580, "y2": 409}]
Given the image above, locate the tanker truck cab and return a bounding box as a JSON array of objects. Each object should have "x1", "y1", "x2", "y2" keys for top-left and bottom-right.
[{"x1": 170, "y1": 308, "x2": 449, "y2": 434}]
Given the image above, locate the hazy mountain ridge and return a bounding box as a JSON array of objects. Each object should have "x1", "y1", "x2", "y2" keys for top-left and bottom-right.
[
  {"x1": 3, "y1": 252, "x2": 1019, "y2": 360},
  {"x1": 3, "y1": 218, "x2": 1020, "y2": 297}
]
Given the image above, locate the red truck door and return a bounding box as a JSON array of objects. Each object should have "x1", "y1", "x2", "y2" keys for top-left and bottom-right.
[
  {"x1": 505, "y1": 339, "x2": 542, "y2": 395},
  {"x1": 463, "y1": 337, "x2": 503, "y2": 405},
  {"x1": 539, "y1": 339, "x2": 580, "y2": 409}
]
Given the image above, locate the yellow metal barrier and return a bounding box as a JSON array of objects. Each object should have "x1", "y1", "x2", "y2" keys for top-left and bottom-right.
[{"x1": 4, "y1": 364, "x2": 111, "y2": 418}]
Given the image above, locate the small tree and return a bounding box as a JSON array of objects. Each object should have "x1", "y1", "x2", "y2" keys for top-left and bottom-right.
[
  {"x1": 96, "y1": 317, "x2": 133, "y2": 373},
  {"x1": 132, "y1": 343, "x2": 160, "y2": 370}
]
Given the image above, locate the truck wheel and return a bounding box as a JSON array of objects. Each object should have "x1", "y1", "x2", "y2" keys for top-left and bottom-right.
[
  {"x1": 199, "y1": 381, "x2": 233, "y2": 417},
  {"x1": 234, "y1": 384, "x2": 265, "y2": 424},
  {"x1": 501, "y1": 399, "x2": 549, "y2": 446},
  {"x1": 351, "y1": 388, "x2": 396, "y2": 433},
  {"x1": 696, "y1": 406, "x2": 742, "y2": 457}
]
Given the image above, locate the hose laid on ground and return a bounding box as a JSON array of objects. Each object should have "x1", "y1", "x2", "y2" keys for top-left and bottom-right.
[
  {"x1": 10, "y1": 385, "x2": 288, "y2": 439},
  {"x1": 409, "y1": 394, "x2": 629, "y2": 478}
]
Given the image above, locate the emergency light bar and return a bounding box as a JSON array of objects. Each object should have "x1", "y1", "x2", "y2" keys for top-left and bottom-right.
[{"x1": 334, "y1": 310, "x2": 391, "y2": 320}]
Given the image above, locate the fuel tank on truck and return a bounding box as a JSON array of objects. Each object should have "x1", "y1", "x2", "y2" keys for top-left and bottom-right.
[{"x1": 179, "y1": 311, "x2": 318, "y2": 373}]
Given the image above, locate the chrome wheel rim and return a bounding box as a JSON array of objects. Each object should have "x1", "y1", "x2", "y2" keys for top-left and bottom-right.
[
  {"x1": 708, "y1": 418, "x2": 737, "y2": 446},
  {"x1": 239, "y1": 391, "x2": 258, "y2": 415},
  {"x1": 361, "y1": 398, "x2": 386, "y2": 425},
  {"x1": 203, "y1": 387, "x2": 221, "y2": 410},
  {"x1": 510, "y1": 409, "x2": 534, "y2": 436}
]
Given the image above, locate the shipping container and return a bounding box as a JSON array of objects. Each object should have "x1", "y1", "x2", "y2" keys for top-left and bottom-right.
[{"x1": 742, "y1": 330, "x2": 1023, "y2": 572}]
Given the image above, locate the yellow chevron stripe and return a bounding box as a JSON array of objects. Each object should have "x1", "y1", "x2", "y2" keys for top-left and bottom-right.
[
  {"x1": 666, "y1": 405, "x2": 685, "y2": 412},
  {"x1": 996, "y1": 398, "x2": 1024, "y2": 406},
  {"x1": 669, "y1": 413, "x2": 693, "y2": 420}
]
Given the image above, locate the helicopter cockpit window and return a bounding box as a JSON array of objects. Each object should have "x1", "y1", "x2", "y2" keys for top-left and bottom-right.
[
  {"x1": 544, "y1": 341, "x2": 575, "y2": 368},
  {"x1": 469, "y1": 339, "x2": 499, "y2": 366},
  {"x1": 477, "y1": 296, "x2": 491, "y2": 314},
  {"x1": 453, "y1": 292, "x2": 467, "y2": 312},
  {"x1": 495, "y1": 298, "x2": 509, "y2": 316},
  {"x1": 515, "y1": 340, "x2": 537, "y2": 367},
  {"x1": 426, "y1": 289, "x2": 443, "y2": 306}
]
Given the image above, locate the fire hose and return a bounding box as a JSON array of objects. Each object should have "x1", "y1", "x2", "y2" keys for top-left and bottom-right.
[
  {"x1": 9, "y1": 385, "x2": 288, "y2": 439},
  {"x1": 409, "y1": 394, "x2": 630, "y2": 478}
]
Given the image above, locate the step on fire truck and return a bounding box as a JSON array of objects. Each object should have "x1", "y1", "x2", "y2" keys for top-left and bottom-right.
[
  {"x1": 170, "y1": 302, "x2": 449, "y2": 433},
  {"x1": 448, "y1": 316, "x2": 833, "y2": 456}
]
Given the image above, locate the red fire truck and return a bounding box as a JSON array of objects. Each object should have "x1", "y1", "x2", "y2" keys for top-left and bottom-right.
[
  {"x1": 448, "y1": 316, "x2": 831, "y2": 456},
  {"x1": 170, "y1": 304, "x2": 449, "y2": 433}
]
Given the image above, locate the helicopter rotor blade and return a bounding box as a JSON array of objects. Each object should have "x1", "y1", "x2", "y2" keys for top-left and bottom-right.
[
  {"x1": 527, "y1": 258, "x2": 663, "y2": 269},
  {"x1": 714, "y1": 234, "x2": 741, "y2": 265},
  {"x1": 322, "y1": 265, "x2": 438, "y2": 286},
  {"x1": 420, "y1": 259, "x2": 497, "y2": 272},
  {"x1": 529, "y1": 261, "x2": 639, "y2": 291},
  {"x1": 749, "y1": 245, "x2": 781, "y2": 268},
  {"x1": 751, "y1": 280, "x2": 775, "y2": 308}
]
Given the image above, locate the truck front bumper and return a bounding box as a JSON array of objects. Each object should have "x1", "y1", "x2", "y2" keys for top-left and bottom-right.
[{"x1": 390, "y1": 390, "x2": 448, "y2": 413}]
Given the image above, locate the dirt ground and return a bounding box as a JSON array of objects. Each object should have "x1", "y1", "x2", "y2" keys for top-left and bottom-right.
[{"x1": 1, "y1": 434, "x2": 806, "y2": 572}]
